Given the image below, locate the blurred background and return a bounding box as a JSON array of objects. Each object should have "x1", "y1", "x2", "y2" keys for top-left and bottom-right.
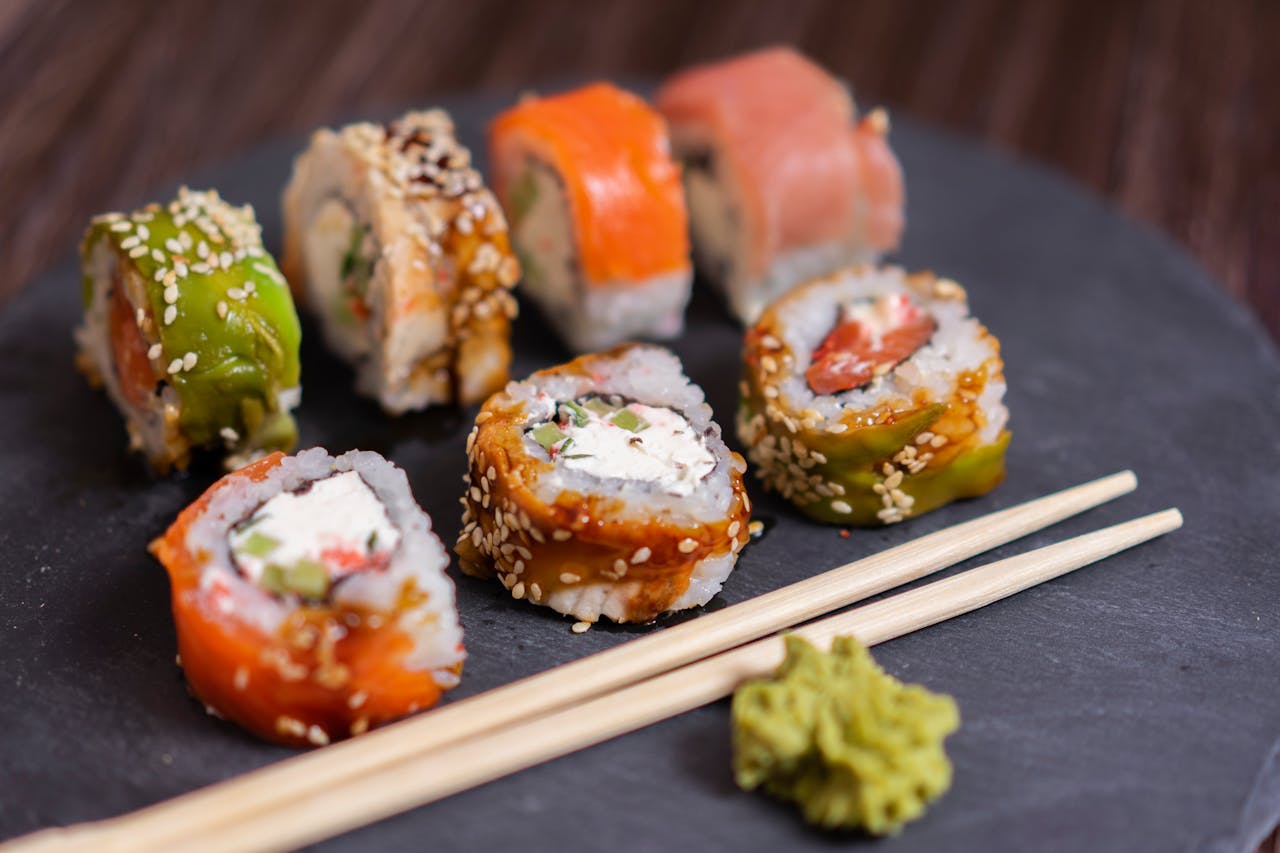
[{"x1": 2, "y1": 0, "x2": 1275, "y2": 340}]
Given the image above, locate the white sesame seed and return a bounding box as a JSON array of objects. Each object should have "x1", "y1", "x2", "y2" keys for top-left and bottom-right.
[
  {"x1": 165, "y1": 238, "x2": 183, "y2": 254},
  {"x1": 553, "y1": 529, "x2": 572, "y2": 542},
  {"x1": 529, "y1": 583, "x2": 541, "y2": 601},
  {"x1": 147, "y1": 344, "x2": 163, "y2": 360},
  {"x1": 220, "y1": 427, "x2": 239, "y2": 442},
  {"x1": 631, "y1": 547, "x2": 651, "y2": 564},
  {"x1": 151, "y1": 249, "x2": 165, "y2": 263},
  {"x1": 220, "y1": 251, "x2": 233, "y2": 268},
  {"x1": 226, "y1": 287, "x2": 245, "y2": 300},
  {"x1": 511, "y1": 582, "x2": 526, "y2": 600},
  {"x1": 559, "y1": 572, "x2": 580, "y2": 584},
  {"x1": 120, "y1": 235, "x2": 141, "y2": 250},
  {"x1": 164, "y1": 305, "x2": 177, "y2": 325},
  {"x1": 109, "y1": 221, "x2": 132, "y2": 232},
  {"x1": 128, "y1": 246, "x2": 148, "y2": 258},
  {"x1": 167, "y1": 358, "x2": 183, "y2": 375},
  {"x1": 175, "y1": 262, "x2": 189, "y2": 278},
  {"x1": 182, "y1": 352, "x2": 197, "y2": 370},
  {"x1": 196, "y1": 241, "x2": 209, "y2": 259},
  {"x1": 831, "y1": 500, "x2": 853, "y2": 515},
  {"x1": 306, "y1": 725, "x2": 330, "y2": 746},
  {"x1": 244, "y1": 281, "x2": 255, "y2": 294},
  {"x1": 163, "y1": 285, "x2": 179, "y2": 304},
  {"x1": 216, "y1": 301, "x2": 228, "y2": 319},
  {"x1": 727, "y1": 521, "x2": 741, "y2": 538},
  {"x1": 678, "y1": 538, "x2": 698, "y2": 554},
  {"x1": 571, "y1": 621, "x2": 592, "y2": 634},
  {"x1": 136, "y1": 224, "x2": 150, "y2": 241}
]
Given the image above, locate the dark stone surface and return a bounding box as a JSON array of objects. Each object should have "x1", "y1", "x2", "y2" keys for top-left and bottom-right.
[{"x1": 0, "y1": 89, "x2": 1276, "y2": 852}]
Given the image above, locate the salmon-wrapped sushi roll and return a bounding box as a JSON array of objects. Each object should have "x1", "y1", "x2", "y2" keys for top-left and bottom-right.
[
  {"x1": 656, "y1": 47, "x2": 905, "y2": 324},
  {"x1": 456, "y1": 345, "x2": 750, "y2": 625},
  {"x1": 488, "y1": 83, "x2": 693, "y2": 352},
  {"x1": 738, "y1": 266, "x2": 1008, "y2": 525},
  {"x1": 283, "y1": 110, "x2": 520, "y2": 412},
  {"x1": 150, "y1": 448, "x2": 464, "y2": 746},
  {"x1": 76, "y1": 188, "x2": 301, "y2": 473}
]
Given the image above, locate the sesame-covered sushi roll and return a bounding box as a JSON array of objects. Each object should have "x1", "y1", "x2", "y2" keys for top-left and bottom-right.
[
  {"x1": 488, "y1": 83, "x2": 693, "y2": 352},
  {"x1": 738, "y1": 266, "x2": 1008, "y2": 525},
  {"x1": 656, "y1": 47, "x2": 904, "y2": 324},
  {"x1": 456, "y1": 345, "x2": 750, "y2": 625},
  {"x1": 75, "y1": 188, "x2": 301, "y2": 473},
  {"x1": 282, "y1": 110, "x2": 520, "y2": 412},
  {"x1": 150, "y1": 448, "x2": 464, "y2": 747}
]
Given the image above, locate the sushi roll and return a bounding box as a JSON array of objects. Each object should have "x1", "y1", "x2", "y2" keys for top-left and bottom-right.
[
  {"x1": 738, "y1": 266, "x2": 1008, "y2": 525},
  {"x1": 150, "y1": 448, "x2": 464, "y2": 746},
  {"x1": 282, "y1": 110, "x2": 520, "y2": 412},
  {"x1": 488, "y1": 83, "x2": 693, "y2": 352},
  {"x1": 656, "y1": 47, "x2": 905, "y2": 324},
  {"x1": 75, "y1": 188, "x2": 301, "y2": 473},
  {"x1": 456, "y1": 345, "x2": 750, "y2": 625}
]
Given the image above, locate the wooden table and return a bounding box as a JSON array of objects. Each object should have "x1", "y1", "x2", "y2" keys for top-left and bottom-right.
[{"x1": 2, "y1": 1, "x2": 1276, "y2": 849}]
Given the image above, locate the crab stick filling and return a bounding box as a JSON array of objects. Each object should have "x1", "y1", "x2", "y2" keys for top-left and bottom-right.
[
  {"x1": 303, "y1": 198, "x2": 374, "y2": 358},
  {"x1": 228, "y1": 471, "x2": 401, "y2": 600},
  {"x1": 806, "y1": 294, "x2": 935, "y2": 395},
  {"x1": 526, "y1": 395, "x2": 715, "y2": 497}
]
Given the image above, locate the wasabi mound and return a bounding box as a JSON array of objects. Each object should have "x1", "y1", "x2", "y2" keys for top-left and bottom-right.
[{"x1": 731, "y1": 634, "x2": 959, "y2": 834}]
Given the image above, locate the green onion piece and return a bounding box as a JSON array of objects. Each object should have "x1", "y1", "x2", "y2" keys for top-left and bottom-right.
[
  {"x1": 610, "y1": 407, "x2": 649, "y2": 433},
  {"x1": 287, "y1": 559, "x2": 331, "y2": 600},
  {"x1": 367, "y1": 530, "x2": 379, "y2": 552},
  {"x1": 557, "y1": 437, "x2": 574, "y2": 454},
  {"x1": 531, "y1": 423, "x2": 568, "y2": 450},
  {"x1": 561, "y1": 400, "x2": 590, "y2": 427},
  {"x1": 583, "y1": 397, "x2": 615, "y2": 415},
  {"x1": 563, "y1": 453, "x2": 593, "y2": 460},
  {"x1": 510, "y1": 170, "x2": 540, "y2": 222},
  {"x1": 237, "y1": 530, "x2": 280, "y2": 559}
]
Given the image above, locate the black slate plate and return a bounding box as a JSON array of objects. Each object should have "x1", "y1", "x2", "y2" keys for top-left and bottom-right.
[{"x1": 1, "y1": 86, "x2": 1278, "y2": 853}]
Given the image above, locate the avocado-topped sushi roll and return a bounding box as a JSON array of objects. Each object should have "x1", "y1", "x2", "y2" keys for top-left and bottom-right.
[
  {"x1": 150, "y1": 448, "x2": 464, "y2": 747},
  {"x1": 282, "y1": 110, "x2": 520, "y2": 412},
  {"x1": 488, "y1": 83, "x2": 693, "y2": 352},
  {"x1": 656, "y1": 47, "x2": 905, "y2": 324},
  {"x1": 738, "y1": 266, "x2": 1008, "y2": 525},
  {"x1": 456, "y1": 345, "x2": 750, "y2": 625},
  {"x1": 75, "y1": 188, "x2": 301, "y2": 473}
]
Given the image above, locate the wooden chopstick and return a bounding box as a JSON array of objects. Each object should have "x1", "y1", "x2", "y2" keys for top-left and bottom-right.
[
  {"x1": 127, "y1": 507, "x2": 1182, "y2": 853},
  {"x1": 3, "y1": 471, "x2": 1137, "y2": 853}
]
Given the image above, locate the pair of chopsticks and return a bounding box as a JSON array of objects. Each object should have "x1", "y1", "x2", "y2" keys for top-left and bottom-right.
[{"x1": 7, "y1": 471, "x2": 1179, "y2": 853}]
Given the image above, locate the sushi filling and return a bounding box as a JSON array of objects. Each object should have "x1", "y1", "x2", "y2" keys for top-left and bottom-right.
[
  {"x1": 303, "y1": 198, "x2": 376, "y2": 357},
  {"x1": 229, "y1": 471, "x2": 401, "y2": 600},
  {"x1": 806, "y1": 294, "x2": 936, "y2": 395},
  {"x1": 508, "y1": 162, "x2": 576, "y2": 312},
  {"x1": 527, "y1": 396, "x2": 715, "y2": 497}
]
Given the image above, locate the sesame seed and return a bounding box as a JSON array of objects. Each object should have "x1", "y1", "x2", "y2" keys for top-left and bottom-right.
[
  {"x1": 613, "y1": 559, "x2": 628, "y2": 575},
  {"x1": 831, "y1": 500, "x2": 853, "y2": 515},
  {"x1": 931, "y1": 435, "x2": 948, "y2": 448},
  {"x1": 128, "y1": 246, "x2": 148, "y2": 258},
  {"x1": 175, "y1": 262, "x2": 189, "y2": 278},
  {"x1": 163, "y1": 285, "x2": 179, "y2": 304},
  {"x1": 109, "y1": 221, "x2": 132, "y2": 233},
  {"x1": 120, "y1": 235, "x2": 141, "y2": 250},
  {"x1": 511, "y1": 582, "x2": 526, "y2": 600},
  {"x1": 306, "y1": 725, "x2": 330, "y2": 746},
  {"x1": 678, "y1": 538, "x2": 698, "y2": 554},
  {"x1": 631, "y1": 547, "x2": 651, "y2": 564},
  {"x1": 182, "y1": 351, "x2": 197, "y2": 370},
  {"x1": 244, "y1": 281, "x2": 255, "y2": 294},
  {"x1": 727, "y1": 521, "x2": 741, "y2": 538},
  {"x1": 216, "y1": 301, "x2": 228, "y2": 319},
  {"x1": 560, "y1": 572, "x2": 579, "y2": 584},
  {"x1": 164, "y1": 305, "x2": 177, "y2": 325},
  {"x1": 220, "y1": 251, "x2": 233, "y2": 268},
  {"x1": 165, "y1": 238, "x2": 183, "y2": 254},
  {"x1": 571, "y1": 621, "x2": 591, "y2": 634},
  {"x1": 147, "y1": 343, "x2": 163, "y2": 360},
  {"x1": 219, "y1": 427, "x2": 239, "y2": 442},
  {"x1": 529, "y1": 582, "x2": 542, "y2": 600},
  {"x1": 167, "y1": 358, "x2": 183, "y2": 375},
  {"x1": 151, "y1": 249, "x2": 165, "y2": 263},
  {"x1": 553, "y1": 530, "x2": 572, "y2": 542},
  {"x1": 350, "y1": 717, "x2": 370, "y2": 736}
]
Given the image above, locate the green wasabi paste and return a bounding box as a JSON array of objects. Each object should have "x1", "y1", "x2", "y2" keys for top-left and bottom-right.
[{"x1": 732, "y1": 635, "x2": 959, "y2": 835}]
